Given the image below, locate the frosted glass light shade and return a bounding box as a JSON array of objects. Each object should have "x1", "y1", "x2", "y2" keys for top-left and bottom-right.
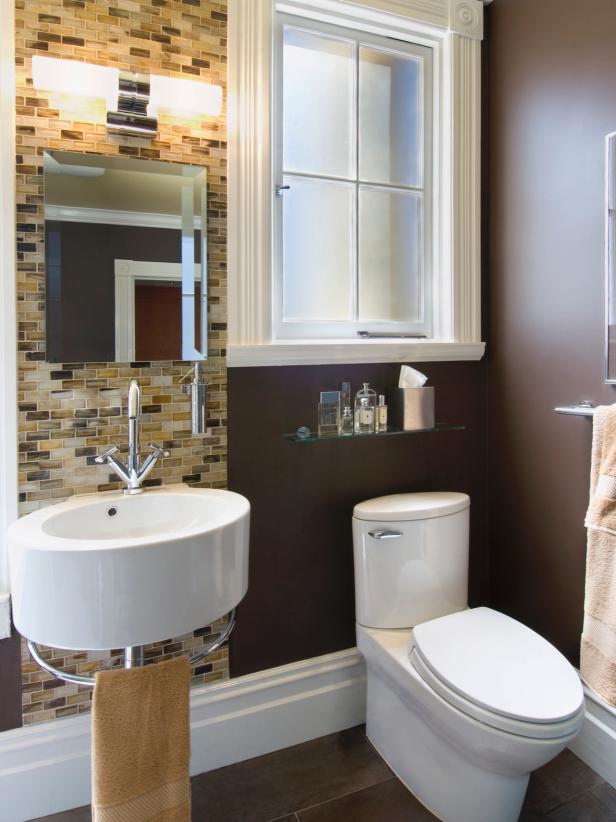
[
  {"x1": 148, "y1": 75, "x2": 223, "y2": 118},
  {"x1": 31, "y1": 56, "x2": 119, "y2": 111}
]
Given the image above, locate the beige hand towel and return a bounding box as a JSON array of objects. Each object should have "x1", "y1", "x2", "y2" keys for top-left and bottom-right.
[
  {"x1": 581, "y1": 404, "x2": 616, "y2": 706},
  {"x1": 92, "y1": 656, "x2": 191, "y2": 822}
]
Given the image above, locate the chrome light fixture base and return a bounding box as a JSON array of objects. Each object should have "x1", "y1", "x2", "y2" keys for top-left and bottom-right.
[{"x1": 106, "y1": 71, "x2": 158, "y2": 137}]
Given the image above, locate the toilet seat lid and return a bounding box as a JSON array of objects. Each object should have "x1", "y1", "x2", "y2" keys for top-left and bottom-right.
[{"x1": 412, "y1": 608, "x2": 583, "y2": 724}]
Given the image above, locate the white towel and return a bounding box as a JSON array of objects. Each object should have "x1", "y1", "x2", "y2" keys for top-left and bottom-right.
[{"x1": 580, "y1": 404, "x2": 616, "y2": 706}]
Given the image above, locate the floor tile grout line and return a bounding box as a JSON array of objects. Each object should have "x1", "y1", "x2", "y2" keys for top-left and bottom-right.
[
  {"x1": 291, "y1": 775, "x2": 398, "y2": 817},
  {"x1": 539, "y1": 779, "x2": 609, "y2": 815},
  {"x1": 543, "y1": 782, "x2": 610, "y2": 817},
  {"x1": 588, "y1": 781, "x2": 616, "y2": 816}
]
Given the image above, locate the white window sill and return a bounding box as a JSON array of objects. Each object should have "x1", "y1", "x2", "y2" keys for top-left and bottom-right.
[{"x1": 226, "y1": 339, "x2": 486, "y2": 367}]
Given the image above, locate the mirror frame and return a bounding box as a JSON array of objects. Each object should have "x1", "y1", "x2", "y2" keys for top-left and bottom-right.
[{"x1": 43, "y1": 149, "x2": 208, "y2": 363}]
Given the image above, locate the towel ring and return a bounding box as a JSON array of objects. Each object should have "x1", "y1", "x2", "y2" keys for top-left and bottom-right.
[{"x1": 26, "y1": 608, "x2": 237, "y2": 689}]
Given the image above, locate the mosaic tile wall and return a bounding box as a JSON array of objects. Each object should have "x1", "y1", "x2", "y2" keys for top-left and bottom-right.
[{"x1": 15, "y1": 0, "x2": 229, "y2": 725}]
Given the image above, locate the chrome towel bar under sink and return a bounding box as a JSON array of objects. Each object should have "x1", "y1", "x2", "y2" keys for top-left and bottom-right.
[{"x1": 26, "y1": 608, "x2": 237, "y2": 688}]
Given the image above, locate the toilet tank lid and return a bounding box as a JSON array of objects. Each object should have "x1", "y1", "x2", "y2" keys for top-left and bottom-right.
[{"x1": 353, "y1": 492, "x2": 469, "y2": 522}]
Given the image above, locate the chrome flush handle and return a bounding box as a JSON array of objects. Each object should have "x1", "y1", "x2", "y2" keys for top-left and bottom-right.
[{"x1": 369, "y1": 529, "x2": 403, "y2": 540}]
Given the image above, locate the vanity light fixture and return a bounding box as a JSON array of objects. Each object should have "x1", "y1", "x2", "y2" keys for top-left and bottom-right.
[
  {"x1": 31, "y1": 56, "x2": 119, "y2": 110},
  {"x1": 31, "y1": 56, "x2": 222, "y2": 137},
  {"x1": 107, "y1": 71, "x2": 158, "y2": 137},
  {"x1": 148, "y1": 74, "x2": 223, "y2": 120}
]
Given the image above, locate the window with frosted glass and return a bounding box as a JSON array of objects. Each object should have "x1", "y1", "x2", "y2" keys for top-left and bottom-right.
[{"x1": 279, "y1": 19, "x2": 432, "y2": 335}]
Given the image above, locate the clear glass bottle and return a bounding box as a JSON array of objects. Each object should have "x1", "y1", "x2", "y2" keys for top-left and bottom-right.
[
  {"x1": 354, "y1": 382, "x2": 376, "y2": 434},
  {"x1": 340, "y1": 405, "x2": 354, "y2": 436},
  {"x1": 341, "y1": 381, "x2": 352, "y2": 414},
  {"x1": 376, "y1": 394, "x2": 388, "y2": 432},
  {"x1": 317, "y1": 390, "x2": 340, "y2": 437}
]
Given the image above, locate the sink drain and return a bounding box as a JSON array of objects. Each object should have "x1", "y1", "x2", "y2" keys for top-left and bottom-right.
[{"x1": 106, "y1": 506, "x2": 119, "y2": 518}]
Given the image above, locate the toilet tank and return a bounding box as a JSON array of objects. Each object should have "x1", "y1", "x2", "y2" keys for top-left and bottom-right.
[{"x1": 352, "y1": 492, "x2": 470, "y2": 629}]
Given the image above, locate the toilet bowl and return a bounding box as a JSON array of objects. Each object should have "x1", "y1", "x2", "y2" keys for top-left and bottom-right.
[{"x1": 352, "y1": 492, "x2": 584, "y2": 822}]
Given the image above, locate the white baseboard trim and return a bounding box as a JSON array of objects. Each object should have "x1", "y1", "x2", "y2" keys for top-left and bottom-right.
[
  {"x1": 0, "y1": 594, "x2": 10, "y2": 640},
  {"x1": 0, "y1": 648, "x2": 367, "y2": 822},
  {"x1": 568, "y1": 681, "x2": 616, "y2": 789}
]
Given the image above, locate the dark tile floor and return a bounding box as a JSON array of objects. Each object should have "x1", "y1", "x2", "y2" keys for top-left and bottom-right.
[{"x1": 31, "y1": 726, "x2": 616, "y2": 822}]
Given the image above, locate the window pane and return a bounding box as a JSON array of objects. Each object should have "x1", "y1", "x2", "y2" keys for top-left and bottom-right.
[
  {"x1": 359, "y1": 46, "x2": 422, "y2": 188},
  {"x1": 283, "y1": 27, "x2": 355, "y2": 178},
  {"x1": 283, "y1": 176, "x2": 354, "y2": 322},
  {"x1": 359, "y1": 186, "x2": 423, "y2": 322}
]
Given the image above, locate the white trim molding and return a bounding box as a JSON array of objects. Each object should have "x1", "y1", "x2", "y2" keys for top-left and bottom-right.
[
  {"x1": 227, "y1": 0, "x2": 485, "y2": 368},
  {"x1": 228, "y1": 0, "x2": 273, "y2": 348},
  {"x1": 449, "y1": 32, "x2": 482, "y2": 343},
  {"x1": 0, "y1": 0, "x2": 17, "y2": 634},
  {"x1": 0, "y1": 593, "x2": 10, "y2": 640},
  {"x1": 45, "y1": 204, "x2": 202, "y2": 231},
  {"x1": 449, "y1": 0, "x2": 483, "y2": 39},
  {"x1": 0, "y1": 648, "x2": 367, "y2": 821},
  {"x1": 568, "y1": 681, "x2": 616, "y2": 789},
  {"x1": 228, "y1": 339, "x2": 485, "y2": 367}
]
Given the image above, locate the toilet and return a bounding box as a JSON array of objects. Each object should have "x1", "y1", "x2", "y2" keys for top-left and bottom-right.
[{"x1": 352, "y1": 492, "x2": 585, "y2": 822}]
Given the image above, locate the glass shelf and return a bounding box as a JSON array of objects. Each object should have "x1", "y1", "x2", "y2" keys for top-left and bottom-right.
[{"x1": 284, "y1": 422, "x2": 465, "y2": 444}]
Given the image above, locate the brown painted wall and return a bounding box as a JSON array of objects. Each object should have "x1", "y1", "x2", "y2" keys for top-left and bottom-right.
[
  {"x1": 228, "y1": 362, "x2": 487, "y2": 677},
  {"x1": 486, "y1": 0, "x2": 616, "y2": 665},
  {"x1": 0, "y1": 633, "x2": 22, "y2": 732}
]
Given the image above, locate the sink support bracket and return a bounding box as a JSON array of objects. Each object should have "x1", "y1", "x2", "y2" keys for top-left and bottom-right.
[{"x1": 26, "y1": 608, "x2": 237, "y2": 689}]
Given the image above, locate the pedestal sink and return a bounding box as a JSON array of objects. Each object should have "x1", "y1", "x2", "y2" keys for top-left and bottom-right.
[{"x1": 8, "y1": 484, "x2": 250, "y2": 651}]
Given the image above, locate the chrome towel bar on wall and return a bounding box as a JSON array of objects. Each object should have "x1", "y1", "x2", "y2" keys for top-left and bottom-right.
[{"x1": 554, "y1": 401, "x2": 596, "y2": 417}]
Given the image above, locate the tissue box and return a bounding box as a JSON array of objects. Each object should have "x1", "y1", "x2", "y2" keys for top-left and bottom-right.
[{"x1": 386, "y1": 387, "x2": 435, "y2": 431}]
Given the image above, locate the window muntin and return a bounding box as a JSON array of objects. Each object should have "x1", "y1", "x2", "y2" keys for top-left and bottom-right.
[{"x1": 275, "y1": 15, "x2": 433, "y2": 340}]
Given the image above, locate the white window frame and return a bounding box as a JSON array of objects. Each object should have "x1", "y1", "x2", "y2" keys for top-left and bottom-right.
[
  {"x1": 228, "y1": 0, "x2": 486, "y2": 367},
  {"x1": 273, "y1": 15, "x2": 434, "y2": 341}
]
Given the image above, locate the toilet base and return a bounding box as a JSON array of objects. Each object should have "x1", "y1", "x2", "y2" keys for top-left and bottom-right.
[{"x1": 366, "y1": 674, "x2": 529, "y2": 822}]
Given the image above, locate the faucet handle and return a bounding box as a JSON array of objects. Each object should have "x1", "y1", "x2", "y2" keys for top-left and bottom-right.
[
  {"x1": 147, "y1": 442, "x2": 170, "y2": 458},
  {"x1": 94, "y1": 446, "x2": 119, "y2": 464}
]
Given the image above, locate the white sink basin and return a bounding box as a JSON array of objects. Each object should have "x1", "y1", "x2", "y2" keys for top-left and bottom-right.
[{"x1": 8, "y1": 485, "x2": 250, "y2": 650}]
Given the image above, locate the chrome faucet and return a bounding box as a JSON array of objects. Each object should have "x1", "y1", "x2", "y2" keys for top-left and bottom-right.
[{"x1": 95, "y1": 379, "x2": 170, "y2": 495}]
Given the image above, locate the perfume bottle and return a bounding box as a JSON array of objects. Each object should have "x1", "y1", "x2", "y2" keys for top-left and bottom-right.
[
  {"x1": 354, "y1": 383, "x2": 376, "y2": 434},
  {"x1": 376, "y1": 394, "x2": 388, "y2": 432},
  {"x1": 340, "y1": 405, "x2": 354, "y2": 436},
  {"x1": 341, "y1": 381, "x2": 352, "y2": 414}
]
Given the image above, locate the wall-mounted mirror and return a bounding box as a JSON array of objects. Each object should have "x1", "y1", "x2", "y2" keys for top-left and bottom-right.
[
  {"x1": 607, "y1": 133, "x2": 616, "y2": 382},
  {"x1": 44, "y1": 150, "x2": 207, "y2": 363}
]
